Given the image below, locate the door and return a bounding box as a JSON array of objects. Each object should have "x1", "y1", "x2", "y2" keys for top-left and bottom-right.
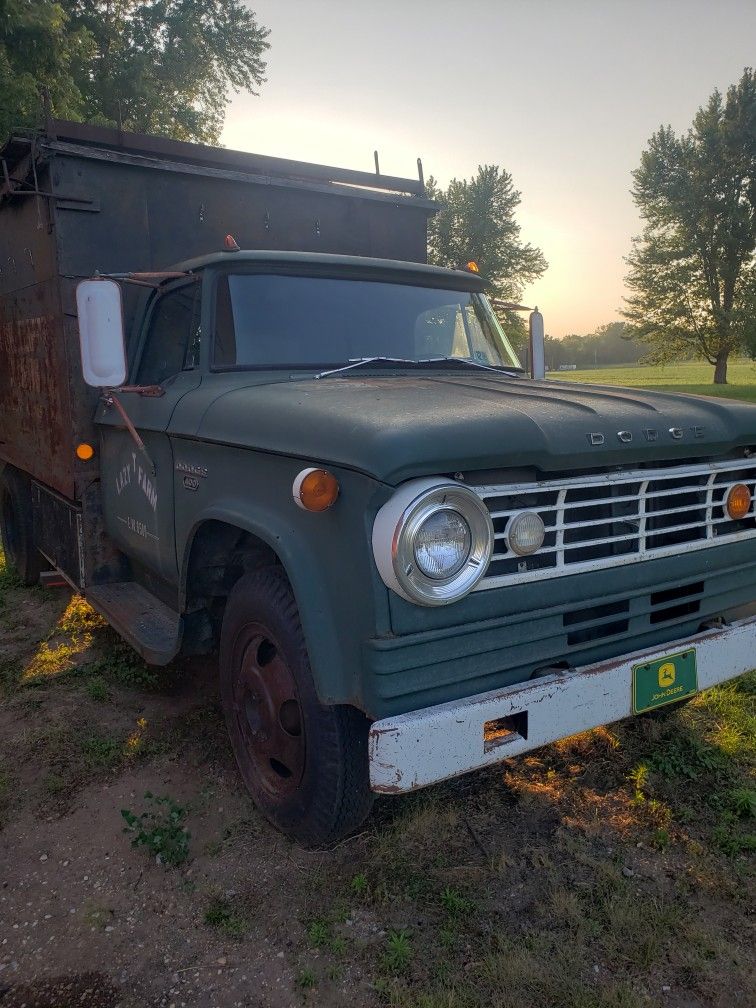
[{"x1": 96, "y1": 280, "x2": 202, "y2": 585}]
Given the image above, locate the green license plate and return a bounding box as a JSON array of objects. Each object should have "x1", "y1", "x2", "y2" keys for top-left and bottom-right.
[{"x1": 632, "y1": 648, "x2": 698, "y2": 714}]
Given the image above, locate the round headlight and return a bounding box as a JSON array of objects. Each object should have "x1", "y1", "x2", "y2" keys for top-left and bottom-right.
[
  {"x1": 372, "y1": 479, "x2": 494, "y2": 606},
  {"x1": 507, "y1": 511, "x2": 545, "y2": 556},
  {"x1": 414, "y1": 509, "x2": 472, "y2": 579}
]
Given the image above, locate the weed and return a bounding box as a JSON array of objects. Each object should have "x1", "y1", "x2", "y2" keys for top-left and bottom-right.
[
  {"x1": 204, "y1": 897, "x2": 248, "y2": 938},
  {"x1": 81, "y1": 733, "x2": 122, "y2": 769},
  {"x1": 330, "y1": 900, "x2": 350, "y2": 924},
  {"x1": 331, "y1": 936, "x2": 347, "y2": 956},
  {"x1": 713, "y1": 812, "x2": 756, "y2": 856},
  {"x1": 438, "y1": 922, "x2": 458, "y2": 950},
  {"x1": 729, "y1": 786, "x2": 756, "y2": 818},
  {"x1": 123, "y1": 717, "x2": 150, "y2": 759},
  {"x1": 652, "y1": 828, "x2": 671, "y2": 850},
  {"x1": 0, "y1": 548, "x2": 19, "y2": 590},
  {"x1": 647, "y1": 735, "x2": 726, "y2": 780},
  {"x1": 42, "y1": 772, "x2": 67, "y2": 795},
  {"x1": 628, "y1": 762, "x2": 648, "y2": 803},
  {"x1": 307, "y1": 918, "x2": 331, "y2": 949},
  {"x1": 382, "y1": 929, "x2": 412, "y2": 974},
  {"x1": 296, "y1": 968, "x2": 316, "y2": 990},
  {"x1": 85, "y1": 676, "x2": 110, "y2": 702},
  {"x1": 306, "y1": 917, "x2": 346, "y2": 955},
  {"x1": 439, "y1": 886, "x2": 477, "y2": 916},
  {"x1": 349, "y1": 872, "x2": 368, "y2": 897},
  {"x1": 121, "y1": 792, "x2": 190, "y2": 866}
]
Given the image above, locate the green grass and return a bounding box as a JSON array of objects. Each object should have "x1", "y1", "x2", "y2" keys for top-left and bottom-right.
[
  {"x1": 204, "y1": 896, "x2": 249, "y2": 938},
  {"x1": 554, "y1": 359, "x2": 756, "y2": 402}
]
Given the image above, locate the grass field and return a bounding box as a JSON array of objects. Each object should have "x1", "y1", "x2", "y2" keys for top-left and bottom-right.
[
  {"x1": 553, "y1": 359, "x2": 756, "y2": 403},
  {"x1": 0, "y1": 542, "x2": 754, "y2": 1007}
]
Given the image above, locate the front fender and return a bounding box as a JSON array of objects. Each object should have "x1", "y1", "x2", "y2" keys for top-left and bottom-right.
[{"x1": 174, "y1": 442, "x2": 392, "y2": 710}]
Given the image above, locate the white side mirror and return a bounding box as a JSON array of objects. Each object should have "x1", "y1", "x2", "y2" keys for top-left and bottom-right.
[
  {"x1": 529, "y1": 308, "x2": 545, "y2": 380},
  {"x1": 76, "y1": 279, "x2": 127, "y2": 387}
]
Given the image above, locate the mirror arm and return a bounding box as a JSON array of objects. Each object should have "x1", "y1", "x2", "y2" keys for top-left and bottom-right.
[
  {"x1": 104, "y1": 391, "x2": 157, "y2": 477},
  {"x1": 117, "y1": 384, "x2": 165, "y2": 397}
]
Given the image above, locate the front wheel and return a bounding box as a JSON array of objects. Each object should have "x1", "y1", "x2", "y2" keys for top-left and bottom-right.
[{"x1": 219, "y1": 567, "x2": 373, "y2": 846}]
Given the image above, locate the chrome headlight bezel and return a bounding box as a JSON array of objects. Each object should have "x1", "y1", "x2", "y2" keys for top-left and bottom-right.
[{"x1": 372, "y1": 479, "x2": 494, "y2": 606}]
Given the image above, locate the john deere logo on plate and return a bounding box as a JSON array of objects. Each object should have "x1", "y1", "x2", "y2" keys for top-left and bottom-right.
[
  {"x1": 632, "y1": 649, "x2": 698, "y2": 714},
  {"x1": 658, "y1": 662, "x2": 676, "y2": 688}
]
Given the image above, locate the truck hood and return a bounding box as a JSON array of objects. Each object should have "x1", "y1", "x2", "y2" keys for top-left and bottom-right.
[{"x1": 195, "y1": 373, "x2": 756, "y2": 484}]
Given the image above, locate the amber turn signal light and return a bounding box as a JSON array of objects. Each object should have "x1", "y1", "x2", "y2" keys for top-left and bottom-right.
[
  {"x1": 293, "y1": 468, "x2": 339, "y2": 512},
  {"x1": 726, "y1": 483, "x2": 752, "y2": 520},
  {"x1": 76, "y1": 442, "x2": 95, "y2": 461},
  {"x1": 465, "y1": 260, "x2": 480, "y2": 273}
]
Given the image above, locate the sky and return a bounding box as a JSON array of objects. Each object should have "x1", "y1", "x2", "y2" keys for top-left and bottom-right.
[{"x1": 221, "y1": 0, "x2": 756, "y2": 338}]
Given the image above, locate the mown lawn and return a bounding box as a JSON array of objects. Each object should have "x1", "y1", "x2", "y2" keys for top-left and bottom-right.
[
  {"x1": 554, "y1": 360, "x2": 756, "y2": 403},
  {"x1": 0, "y1": 541, "x2": 754, "y2": 1007}
]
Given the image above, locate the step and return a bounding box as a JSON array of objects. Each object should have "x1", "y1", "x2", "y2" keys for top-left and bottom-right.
[{"x1": 87, "y1": 582, "x2": 181, "y2": 665}]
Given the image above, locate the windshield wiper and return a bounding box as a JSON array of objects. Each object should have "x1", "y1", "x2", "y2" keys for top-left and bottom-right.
[
  {"x1": 418, "y1": 356, "x2": 523, "y2": 376},
  {"x1": 316, "y1": 356, "x2": 523, "y2": 380},
  {"x1": 316, "y1": 357, "x2": 419, "y2": 379}
]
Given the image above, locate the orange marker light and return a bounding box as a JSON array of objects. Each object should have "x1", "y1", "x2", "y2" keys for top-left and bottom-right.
[
  {"x1": 224, "y1": 234, "x2": 240, "y2": 251},
  {"x1": 76, "y1": 443, "x2": 95, "y2": 461},
  {"x1": 466, "y1": 260, "x2": 480, "y2": 273},
  {"x1": 293, "y1": 468, "x2": 339, "y2": 512},
  {"x1": 726, "y1": 483, "x2": 752, "y2": 520}
]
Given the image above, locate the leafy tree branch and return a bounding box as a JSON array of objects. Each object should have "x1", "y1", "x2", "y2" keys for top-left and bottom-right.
[{"x1": 623, "y1": 69, "x2": 756, "y2": 383}]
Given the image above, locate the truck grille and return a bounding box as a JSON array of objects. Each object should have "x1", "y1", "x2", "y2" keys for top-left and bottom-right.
[{"x1": 474, "y1": 456, "x2": 756, "y2": 590}]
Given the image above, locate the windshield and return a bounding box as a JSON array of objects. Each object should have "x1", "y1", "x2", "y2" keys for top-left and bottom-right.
[{"x1": 213, "y1": 274, "x2": 521, "y2": 370}]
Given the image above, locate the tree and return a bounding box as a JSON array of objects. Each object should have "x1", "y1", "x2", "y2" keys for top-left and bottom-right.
[
  {"x1": 0, "y1": 1, "x2": 269, "y2": 145},
  {"x1": 623, "y1": 69, "x2": 756, "y2": 384},
  {"x1": 426, "y1": 165, "x2": 547, "y2": 349},
  {"x1": 0, "y1": 2, "x2": 91, "y2": 141}
]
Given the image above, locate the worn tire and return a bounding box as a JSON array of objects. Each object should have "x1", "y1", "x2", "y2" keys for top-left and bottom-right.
[
  {"x1": 219, "y1": 567, "x2": 373, "y2": 846},
  {"x1": 0, "y1": 467, "x2": 43, "y2": 586}
]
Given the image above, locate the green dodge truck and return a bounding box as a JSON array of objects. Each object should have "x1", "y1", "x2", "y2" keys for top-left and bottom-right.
[{"x1": 1, "y1": 122, "x2": 754, "y2": 844}]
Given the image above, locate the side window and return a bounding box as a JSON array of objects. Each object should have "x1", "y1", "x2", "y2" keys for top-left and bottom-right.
[{"x1": 136, "y1": 284, "x2": 200, "y2": 385}]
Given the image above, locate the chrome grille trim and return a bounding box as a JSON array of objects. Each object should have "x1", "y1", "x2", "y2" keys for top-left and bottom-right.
[{"x1": 473, "y1": 457, "x2": 756, "y2": 590}]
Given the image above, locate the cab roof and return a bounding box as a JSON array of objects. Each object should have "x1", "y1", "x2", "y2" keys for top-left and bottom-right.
[{"x1": 173, "y1": 249, "x2": 488, "y2": 290}]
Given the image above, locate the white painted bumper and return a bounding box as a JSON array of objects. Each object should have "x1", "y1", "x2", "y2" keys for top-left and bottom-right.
[{"x1": 368, "y1": 615, "x2": 756, "y2": 794}]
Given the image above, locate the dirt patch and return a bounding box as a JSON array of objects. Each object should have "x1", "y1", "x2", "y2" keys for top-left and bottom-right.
[{"x1": 0, "y1": 973, "x2": 121, "y2": 1008}]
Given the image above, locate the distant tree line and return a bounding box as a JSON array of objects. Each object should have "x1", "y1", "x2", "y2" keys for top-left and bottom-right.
[{"x1": 544, "y1": 322, "x2": 645, "y2": 371}]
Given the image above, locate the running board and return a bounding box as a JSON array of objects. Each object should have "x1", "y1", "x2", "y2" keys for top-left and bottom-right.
[{"x1": 86, "y1": 582, "x2": 181, "y2": 665}]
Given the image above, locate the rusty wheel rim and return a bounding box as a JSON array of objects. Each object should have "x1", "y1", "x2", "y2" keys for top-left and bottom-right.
[{"x1": 232, "y1": 624, "x2": 305, "y2": 797}]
